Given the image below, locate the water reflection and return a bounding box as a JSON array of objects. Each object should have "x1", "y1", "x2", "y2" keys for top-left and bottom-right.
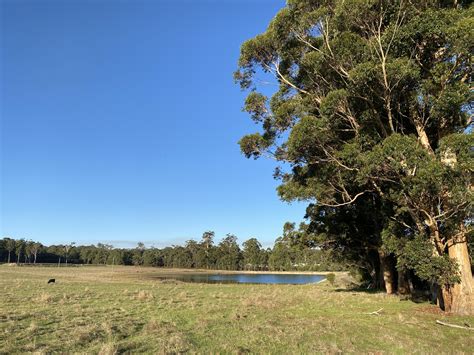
[{"x1": 157, "y1": 273, "x2": 325, "y2": 285}]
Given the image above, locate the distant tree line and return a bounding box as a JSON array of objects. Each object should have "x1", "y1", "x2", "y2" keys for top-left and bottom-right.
[{"x1": 0, "y1": 224, "x2": 345, "y2": 271}]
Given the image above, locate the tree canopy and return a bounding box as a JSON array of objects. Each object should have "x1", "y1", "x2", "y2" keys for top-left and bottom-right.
[{"x1": 235, "y1": 0, "x2": 473, "y2": 314}]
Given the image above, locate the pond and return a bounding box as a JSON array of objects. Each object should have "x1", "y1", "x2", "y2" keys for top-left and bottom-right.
[{"x1": 156, "y1": 273, "x2": 325, "y2": 285}]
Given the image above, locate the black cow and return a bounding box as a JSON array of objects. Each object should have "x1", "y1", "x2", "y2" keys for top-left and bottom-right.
[{"x1": 47, "y1": 279, "x2": 55, "y2": 284}]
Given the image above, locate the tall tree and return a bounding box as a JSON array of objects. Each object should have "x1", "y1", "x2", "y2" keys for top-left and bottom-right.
[
  {"x1": 4, "y1": 238, "x2": 16, "y2": 263},
  {"x1": 201, "y1": 231, "x2": 215, "y2": 250},
  {"x1": 30, "y1": 242, "x2": 42, "y2": 264},
  {"x1": 217, "y1": 234, "x2": 242, "y2": 270},
  {"x1": 201, "y1": 231, "x2": 215, "y2": 269},
  {"x1": 185, "y1": 239, "x2": 206, "y2": 268},
  {"x1": 79, "y1": 245, "x2": 95, "y2": 264},
  {"x1": 63, "y1": 242, "x2": 76, "y2": 266},
  {"x1": 235, "y1": 0, "x2": 473, "y2": 314},
  {"x1": 132, "y1": 242, "x2": 145, "y2": 266},
  {"x1": 243, "y1": 238, "x2": 264, "y2": 270},
  {"x1": 269, "y1": 236, "x2": 294, "y2": 271},
  {"x1": 25, "y1": 241, "x2": 34, "y2": 264},
  {"x1": 15, "y1": 239, "x2": 25, "y2": 265},
  {"x1": 96, "y1": 243, "x2": 113, "y2": 264}
]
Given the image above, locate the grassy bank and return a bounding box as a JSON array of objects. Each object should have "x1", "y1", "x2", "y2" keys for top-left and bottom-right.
[{"x1": 0, "y1": 266, "x2": 473, "y2": 353}]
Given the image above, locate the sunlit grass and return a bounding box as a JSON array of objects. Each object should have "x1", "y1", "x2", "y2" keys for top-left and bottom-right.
[{"x1": 0, "y1": 265, "x2": 472, "y2": 353}]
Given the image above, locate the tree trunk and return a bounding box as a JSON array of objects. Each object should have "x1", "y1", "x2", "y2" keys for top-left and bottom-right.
[
  {"x1": 7, "y1": 251, "x2": 11, "y2": 263},
  {"x1": 413, "y1": 119, "x2": 434, "y2": 155},
  {"x1": 397, "y1": 270, "x2": 411, "y2": 295},
  {"x1": 379, "y1": 249, "x2": 396, "y2": 294},
  {"x1": 370, "y1": 250, "x2": 384, "y2": 289},
  {"x1": 376, "y1": 263, "x2": 385, "y2": 289},
  {"x1": 442, "y1": 239, "x2": 474, "y2": 315}
]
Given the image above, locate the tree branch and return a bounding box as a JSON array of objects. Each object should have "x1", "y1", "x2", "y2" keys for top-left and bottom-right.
[{"x1": 318, "y1": 191, "x2": 370, "y2": 207}]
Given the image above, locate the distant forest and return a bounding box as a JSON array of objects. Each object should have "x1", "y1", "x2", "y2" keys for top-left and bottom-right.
[{"x1": 0, "y1": 223, "x2": 344, "y2": 271}]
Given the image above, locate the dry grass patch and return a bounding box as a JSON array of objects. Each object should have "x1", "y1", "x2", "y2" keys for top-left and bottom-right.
[
  {"x1": 98, "y1": 342, "x2": 118, "y2": 355},
  {"x1": 33, "y1": 292, "x2": 54, "y2": 304},
  {"x1": 27, "y1": 321, "x2": 38, "y2": 334},
  {"x1": 143, "y1": 318, "x2": 191, "y2": 353},
  {"x1": 73, "y1": 324, "x2": 105, "y2": 343},
  {"x1": 241, "y1": 294, "x2": 278, "y2": 309},
  {"x1": 165, "y1": 333, "x2": 190, "y2": 353},
  {"x1": 134, "y1": 290, "x2": 154, "y2": 301},
  {"x1": 144, "y1": 318, "x2": 164, "y2": 333}
]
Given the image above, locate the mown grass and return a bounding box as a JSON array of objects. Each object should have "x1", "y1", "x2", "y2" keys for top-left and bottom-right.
[{"x1": 0, "y1": 265, "x2": 473, "y2": 353}]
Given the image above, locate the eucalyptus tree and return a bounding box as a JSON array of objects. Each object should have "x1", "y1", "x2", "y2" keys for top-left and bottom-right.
[
  {"x1": 235, "y1": 0, "x2": 473, "y2": 314},
  {"x1": 79, "y1": 245, "x2": 96, "y2": 264},
  {"x1": 143, "y1": 248, "x2": 163, "y2": 267},
  {"x1": 25, "y1": 241, "x2": 33, "y2": 263},
  {"x1": 4, "y1": 238, "x2": 16, "y2": 263},
  {"x1": 185, "y1": 239, "x2": 208, "y2": 269},
  {"x1": 201, "y1": 230, "x2": 215, "y2": 269},
  {"x1": 132, "y1": 242, "x2": 145, "y2": 266},
  {"x1": 201, "y1": 231, "x2": 215, "y2": 250},
  {"x1": 29, "y1": 242, "x2": 42, "y2": 264},
  {"x1": 269, "y1": 236, "x2": 294, "y2": 271},
  {"x1": 15, "y1": 239, "x2": 25, "y2": 265},
  {"x1": 63, "y1": 242, "x2": 76, "y2": 266},
  {"x1": 243, "y1": 238, "x2": 264, "y2": 270},
  {"x1": 94, "y1": 243, "x2": 113, "y2": 264},
  {"x1": 217, "y1": 234, "x2": 242, "y2": 270}
]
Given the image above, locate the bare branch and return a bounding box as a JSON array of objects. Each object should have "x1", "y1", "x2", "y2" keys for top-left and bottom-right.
[
  {"x1": 436, "y1": 320, "x2": 474, "y2": 331},
  {"x1": 321, "y1": 146, "x2": 359, "y2": 171},
  {"x1": 319, "y1": 191, "x2": 370, "y2": 207},
  {"x1": 271, "y1": 61, "x2": 310, "y2": 96},
  {"x1": 366, "y1": 308, "x2": 384, "y2": 315}
]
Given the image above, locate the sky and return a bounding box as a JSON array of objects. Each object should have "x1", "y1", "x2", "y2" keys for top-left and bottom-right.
[{"x1": 1, "y1": 0, "x2": 307, "y2": 248}]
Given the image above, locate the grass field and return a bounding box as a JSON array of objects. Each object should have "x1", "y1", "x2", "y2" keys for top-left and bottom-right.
[{"x1": 0, "y1": 265, "x2": 473, "y2": 354}]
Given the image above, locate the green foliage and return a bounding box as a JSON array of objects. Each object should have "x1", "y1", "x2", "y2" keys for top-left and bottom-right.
[
  {"x1": 238, "y1": 133, "x2": 270, "y2": 159},
  {"x1": 216, "y1": 234, "x2": 242, "y2": 271},
  {"x1": 326, "y1": 273, "x2": 336, "y2": 285},
  {"x1": 396, "y1": 236, "x2": 460, "y2": 286},
  {"x1": 244, "y1": 92, "x2": 268, "y2": 123},
  {"x1": 0, "y1": 230, "x2": 345, "y2": 272},
  {"x1": 242, "y1": 238, "x2": 265, "y2": 270},
  {"x1": 235, "y1": 0, "x2": 473, "y2": 294}
]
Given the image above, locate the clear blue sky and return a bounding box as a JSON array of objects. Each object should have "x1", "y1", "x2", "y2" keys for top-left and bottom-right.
[{"x1": 1, "y1": 0, "x2": 306, "y2": 248}]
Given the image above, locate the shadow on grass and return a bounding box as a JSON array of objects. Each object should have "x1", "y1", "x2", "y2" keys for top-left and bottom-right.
[
  {"x1": 334, "y1": 286, "x2": 385, "y2": 294},
  {"x1": 334, "y1": 285, "x2": 432, "y2": 303}
]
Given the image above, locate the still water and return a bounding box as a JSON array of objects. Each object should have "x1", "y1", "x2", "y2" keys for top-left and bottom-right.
[{"x1": 157, "y1": 273, "x2": 325, "y2": 285}]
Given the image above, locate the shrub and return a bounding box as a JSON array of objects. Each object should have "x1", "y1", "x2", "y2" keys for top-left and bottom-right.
[{"x1": 326, "y1": 273, "x2": 336, "y2": 285}]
